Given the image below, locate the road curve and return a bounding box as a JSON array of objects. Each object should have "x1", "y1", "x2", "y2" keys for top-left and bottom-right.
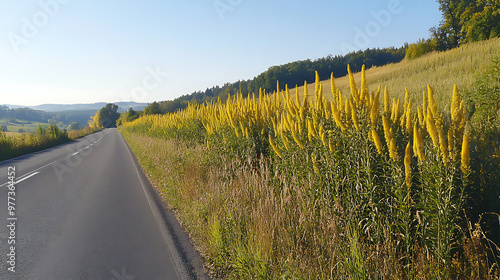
[{"x1": 0, "y1": 128, "x2": 208, "y2": 280}]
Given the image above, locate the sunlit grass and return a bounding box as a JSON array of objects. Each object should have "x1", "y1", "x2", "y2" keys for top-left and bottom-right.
[{"x1": 293, "y1": 37, "x2": 500, "y2": 108}]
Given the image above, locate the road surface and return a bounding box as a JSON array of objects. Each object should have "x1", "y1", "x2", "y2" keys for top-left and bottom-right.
[{"x1": 0, "y1": 129, "x2": 207, "y2": 279}]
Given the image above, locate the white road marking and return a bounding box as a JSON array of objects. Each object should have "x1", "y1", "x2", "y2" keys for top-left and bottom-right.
[
  {"x1": 0, "y1": 160, "x2": 58, "y2": 188},
  {"x1": 15, "y1": 172, "x2": 40, "y2": 185}
]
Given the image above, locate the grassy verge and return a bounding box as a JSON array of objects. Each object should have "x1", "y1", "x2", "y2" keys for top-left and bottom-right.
[
  {"x1": 119, "y1": 128, "x2": 341, "y2": 278},
  {"x1": 0, "y1": 125, "x2": 99, "y2": 161},
  {"x1": 118, "y1": 129, "x2": 216, "y2": 271}
]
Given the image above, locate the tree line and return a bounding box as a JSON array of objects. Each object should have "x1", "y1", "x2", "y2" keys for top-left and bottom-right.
[{"x1": 406, "y1": 0, "x2": 499, "y2": 59}]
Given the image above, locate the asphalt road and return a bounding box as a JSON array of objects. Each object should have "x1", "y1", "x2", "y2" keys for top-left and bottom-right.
[{"x1": 0, "y1": 129, "x2": 207, "y2": 280}]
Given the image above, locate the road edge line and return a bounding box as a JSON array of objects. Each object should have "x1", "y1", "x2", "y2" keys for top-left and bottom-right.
[{"x1": 119, "y1": 131, "x2": 208, "y2": 280}]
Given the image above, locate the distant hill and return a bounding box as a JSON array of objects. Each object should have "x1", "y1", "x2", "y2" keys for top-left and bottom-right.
[
  {"x1": 0, "y1": 102, "x2": 148, "y2": 127},
  {"x1": 25, "y1": 102, "x2": 147, "y2": 112}
]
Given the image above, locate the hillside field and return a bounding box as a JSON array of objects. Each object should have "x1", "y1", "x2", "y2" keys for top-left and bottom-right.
[
  {"x1": 0, "y1": 118, "x2": 52, "y2": 134},
  {"x1": 293, "y1": 37, "x2": 500, "y2": 108}
]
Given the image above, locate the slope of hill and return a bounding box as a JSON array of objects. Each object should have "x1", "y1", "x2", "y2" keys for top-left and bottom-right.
[{"x1": 291, "y1": 37, "x2": 500, "y2": 108}]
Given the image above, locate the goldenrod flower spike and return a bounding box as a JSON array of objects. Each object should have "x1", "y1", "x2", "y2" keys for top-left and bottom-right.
[
  {"x1": 382, "y1": 115, "x2": 393, "y2": 144},
  {"x1": 338, "y1": 90, "x2": 344, "y2": 113},
  {"x1": 295, "y1": 86, "x2": 300, "y2": 109},
  {"x1": 422, "y1": 90, "x2": 427, "y2": 120},
  {"x1": 451, "y1": 85, "x2": 461, "y2": 125},
  {"x1": 405, "y1": 142, "x2": 412, "y2": 186},
  {"x1": 325, "y1": 99, "x2": 332, "y2": 119},
  {"x1": 297, "y1": 117, "x2": 304, "y2": 135},
  {"x1": 448, "y1": 128, "x2": 455, "y2": 160},
  {"x1": 343, "y1": 103, "x2": 352, "y2": 129},
  {"x1": 417, "y1": 107, "x2": 424, "y2": 128},
  {"x1": 282, "y1": 135, "x2": 290, "y2": 150},
  {"x1": 389, "y1": 138, "x2": 398, "y2": 162},
  {"x1": 313, "y1": 113, "x2": 319, "y2": 133},
  {"x1": 319, "y1": 125, "x2": 327, "y2": 147},
  {"x1": 307, "y1": 120, "x2": 314, "y2": 142},
  {"x1": 345, "y1": 98, "x2": 351, "y2": 120},
  {"x1": 368, "y1": 92, "x2": 374, "y2": 110},
  {"x1": 414, "y1": 122, "x2": 425, "y2": 162},
  {"x1": 328, "y1": 139, "x2": 335, "y2": 153},
  {"x1": 395, "y1": 99, "x2": 401, "y2": 123},
  {"x1": 405, "y1": 101, "x2": 412, "y2": 134},
  {"x1": 458, "y1": 109, "x2": 466, "y2": 138},
  {"x1": 269, "y1": 134, "x2": 282, "y2": 158},
  {"x1": 347, "y1": 65, "x2": 358, "y2": 104},
  {"x1": 438, "y1": 128, "x2": 449, "y2": 166},
  {"x1": 370, "y1": 87, "x2": 380, "y2": 125},
  {"x1": 461, "y1": 132, "x2": 470, "y2": 173},
  {"x1": 330, "y1": 72, "x2": 336, "y2": 100},
  {"x1": 400, "y1": 108, "x2": 406, "y2": 129},
  {"x1": 315, "y1": 71, "x2": 320, "y2": 96},
  {"x1": 291, "y1": 125, "x2": 304, "y2": 148},
  {"x1": 427, "y1": 84, "x2": 438, "y2": 116},
  {"x1": 351, "y1": 100, "x2": 360, "y2": 130},
  {"x1": 361, "y1": 65, "x2": 368, "y2": 102},
  {"x1": 317, "y1": 84, "x2": 324, "y2": 112},
  {"x1": 302, "y1": 81, "x2": 309, "y2": 109},
  {"x1": 384, "y1": 86, "x2": 390, "y2": 115},
  {"x1": 312, "y1": 156, "x2": 320, "y2": 175},
  {"x1": 372, "y1": 129, "x2": 383, "y2": 154},
  {"x1": 426, "y1": 107, "x2": 440, "y2": 148},
  {"x1": 391, "y1": 99, "x2": 397, "y2": 121},
  {"x1": 300, "y1": 107, "x2": 307, "y2": 125},
  {"x1": 331, "y1": 102, "x2": 347, "y2": 131}
]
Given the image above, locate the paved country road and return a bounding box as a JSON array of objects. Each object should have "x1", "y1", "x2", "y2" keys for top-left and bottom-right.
[{"x1": 0, "y1": 129, "x2": 207, "y2": 280}]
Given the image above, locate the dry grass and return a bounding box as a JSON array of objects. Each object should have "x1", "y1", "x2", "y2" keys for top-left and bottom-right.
[{"x1": 121, "y1": 129, "x2": 348, "y2": 278}]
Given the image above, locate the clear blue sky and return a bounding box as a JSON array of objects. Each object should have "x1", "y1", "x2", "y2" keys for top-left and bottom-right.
[{"x1": 0, "y1": 0, "x2": 442, "y2": 106}]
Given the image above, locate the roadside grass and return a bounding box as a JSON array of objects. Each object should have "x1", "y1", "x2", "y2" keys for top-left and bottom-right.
[
  {"x1": 119, "y1": 128, "x2": 337, "y2": 279},
  {"x1": 118, "y1": 130, "x2": 214, "y2": 267}
]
